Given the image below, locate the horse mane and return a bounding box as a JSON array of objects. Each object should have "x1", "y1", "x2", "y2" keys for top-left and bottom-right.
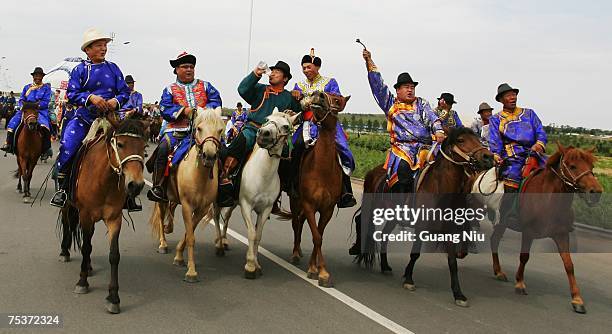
[
  {"x1": 547, "y1": 145, "x2": 597, "y2": 168},
  {"x1": 195, "y1": 107, "x2": 224, "y2": 130},
  {"x1": 442, "y1": 127, "x2": 477, "y2": 150},
  {"x1": 21, "y1": 101, "x2": 39, "y2": 111},
  {"x1": 109, "y1": 119, "x2": 146, "y2": 140}
]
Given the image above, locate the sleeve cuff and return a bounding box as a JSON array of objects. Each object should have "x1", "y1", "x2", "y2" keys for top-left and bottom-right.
[{"x1": 84, "y1": 94, "x2": 94, "y2": 107}]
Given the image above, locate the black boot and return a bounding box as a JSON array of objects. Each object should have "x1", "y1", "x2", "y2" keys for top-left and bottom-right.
[
  {"x1": 147, "y1": 164, "x2": 168, "y2": 202},
  {"x1": 40, "y1": 130, "x2": 52, "y2": 160},
  {"x1": 1, "y1": 131, "x2": 14, "y2": 154},
  {"x1": 50, "y1": 173, "x2": 69, "y2": 208},
  {"x1": 338, "y1": 173, "x2": 357, "y2": 208},
  {"x1": 124, "y1": 196, "x2": 142, "y2": 212},
  {"x1": 348, "y1": 212, "x2": 362, "y2": 255},
  {"x1": 217, "y1": 156, "x2": 239, "y2": 207}
]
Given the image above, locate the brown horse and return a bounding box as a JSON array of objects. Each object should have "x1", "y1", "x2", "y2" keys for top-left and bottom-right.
[
  {"x1": 59, "y1": 117, "x2": 147, "y2": 314},
  {"x1": 285, "y1": 91, "x2": 350, "y2": 287},
  {"x1": 357, "y1": 127, "x2": 494, "y2": 307},
  {"x1": 491, "y1": 144, "x2": 603, "y2": 314},
  {"x1": 148, "y1": 115, "x2": 162, "y2": 143},
  {"x1": 15, "y1": 102, "x2": 43, "y2": 203}
]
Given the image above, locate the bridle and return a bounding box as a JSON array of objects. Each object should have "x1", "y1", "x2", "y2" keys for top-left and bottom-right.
[
  {"x1": 194, "y1": 133, "x2": 222, "y2": 178},
  {"x1": 439, "y1": 140, "x2": 490, "y2": 175},
  {"x1": 258, "y1": 118, "x2": 292, "y2": 159},
  {"x1": 311, "y1": 93, "x2": 341, "y2": 126},
  {"x1": 107, "y1": 133, "x2": 145, "y2": 177},
  {"x1": 549, "y1": 154, "x2": 594, "y2": 192}
]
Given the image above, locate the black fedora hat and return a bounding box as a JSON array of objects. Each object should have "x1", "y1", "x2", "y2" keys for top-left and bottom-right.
[
  {"x1": 269, "y1": 61, "x2": 292, "y2": 81},
  {"x1": 495, "y1": 83, "x2": 519, "y2": 102},
  {"x1": 393, "y1": 72, "x2": 418, "y2": 89},
  {"x1": 438, "y1": 92, "x2": 457, "y2": 105},
  {"x1": 125, "y1": 75, "x2": 135, "y2": 83},
  {"x1": 31, "y1": 67, "x2": 46, "y2": 76}
]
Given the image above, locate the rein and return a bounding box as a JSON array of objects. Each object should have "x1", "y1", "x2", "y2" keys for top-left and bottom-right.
[
  {"x1": 549, "y1": 154, "x2": 593, "y2": 192},
  {"x1": 194, "y1": 135, "x2": 222, "y2": 179},
  {"x1": 107, "y1": 133, "x2": 145, "y2": 178},
  {"x1": 440, "y1": 143, "x2": 488, "y2": 176}
]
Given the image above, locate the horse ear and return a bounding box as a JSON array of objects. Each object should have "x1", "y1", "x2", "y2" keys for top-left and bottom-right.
[
  {"x1": 343, "y1": 95, "x2": 351, "y2": 103},
  {"x1": 288, "y1": 112, "x2": 301, "y2": 126},
  {"x1": 272, "y1": 107, "x2": 280, "y2": 115},
  {"x1": 556, "y1": 140, "x2": 565, "y2": 154}
]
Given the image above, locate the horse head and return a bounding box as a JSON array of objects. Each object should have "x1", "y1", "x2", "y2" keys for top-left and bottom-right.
[
  {"x1": 257, "y1": 108, "x2": 299, "y2": 155},
  {"x1": 22, "y1": 102, "x2": 40, "y2": 131},
  {"x1": 108, "y1": 119, "x2": 147, "y2": 198},
  {"x1": 547, "y1": 143, "x2": 603, "y2": 206},
  {"x1": 442, "y1": 127, "x2": 494, "y2": 171},
  {"x1": 193, "y1": 107, "x2": 224, "y2": 168},
  {"x1": 301, "y1": 91, "x2": 350, "y2": 128}
]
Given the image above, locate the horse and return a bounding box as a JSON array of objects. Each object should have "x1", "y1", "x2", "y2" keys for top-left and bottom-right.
[
  {"x1": 149, "y1": 116, "x2": 162, "y2": 143},
  {"x1": 488, "y1": 144, "x2": 603, "y2": 314},
  {"x1": 280, "y1": 91, "x2": 350, "y2": 287},
  {"x1": 148, "y1": 107, "x2": 225, "y2": 282},
  {"x1": 213, "y1": 110, "x2": 299, "y2": 278},
  {"x1": 58, "y1": 116, "x2": 147, "y2": 314},
  {"x1": 14, "y1": 102, "x2": 43, "y2": 203},
  {"x1": 357, "y1": 127, "x2": 494, "y2": 306}
]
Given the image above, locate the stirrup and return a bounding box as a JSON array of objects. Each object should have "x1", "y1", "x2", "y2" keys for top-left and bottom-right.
[
  {"x1": 337, "y1": 193, "x2": 357, "y2": 208},
  {"x1": 50, "y1": 190, "x2": 68, "y2": 208},
  {"x1": 125, "y1": 197, "x2": 143, "y2": 212},
  {"x1": 147, "y1": 187, "x2": 167, "y2": 202}
]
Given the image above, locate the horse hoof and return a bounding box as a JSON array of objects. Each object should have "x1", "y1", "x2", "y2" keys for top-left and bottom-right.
[
  {"x1": 572, "y1": 303, "x2": 586, "y2": 314},
  {"x1": 455, "y1": 299, "x2": 470, "y2": 308},
  {"x1": 183, "y1": 274, "x2": 199, "y2": 283},
  {"x1": 223, "y1": 243, "x2": 230, "y2": 250},
  {"x1": 22, "y1": 197, "x2": 31, "y2": 204},
  {"x1": 105, "y1": 302, "x2": 121, "y2": 314},
  {"x1": 318, "y1": 277, "x2": 334, "y2": 288},
  {"x1": 244, "y1": 270, "x2": 258, "y2": 279},
  {"x1": 403, "y1": 282, "x2": 416, "y2": 291},
  {"x1": 73, "y1": 285, "x2": 89, "y2": 294},
  {"x1": 494, "y1": 273, "x2": 509, "y2": 282},
  {"x1": 515, "y1": 287, "x2": 528, "y2": 295},
  {"x1": 173, "y1": 259, "x2": 185, "y2": 267},
  {"x1": 306, "y1": 272, "x2": 318, "y2": 280},
  {"x1": 290, "y1": 256, "x2": 300, "y2": 265},
  {"x1": 256, "y1": 268, "x2": 263, "y2": 277},
  {"x1": 58, "y1": 255, "x2": 70, "y2": 263},
  {"x1": 381, "y1": 265, "x2": 393, "y2": 275},
  {"x1": 215, "y1": 248, "x2": 225, "y2": 257},
  {"x1": 157, "y1": 247, "x2": 168, "y2": 254}
]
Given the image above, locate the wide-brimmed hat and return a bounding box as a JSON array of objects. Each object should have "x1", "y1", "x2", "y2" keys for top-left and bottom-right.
[
  {"x1": 477, "y1": 102, "x2": 493, "y2": 114},
  {"x1": 30, "y1": 67, "x2": 46, "y2": 76},
  {"x1": 80, "y1": 28, "x2": 112, "y2": 52},
  {"x1": 393, "y1": 72, "x2": 418, "y2": 89},
  {"x1": 495, "y1": 83, "x2": 519, "y2": 102},
  {"x1": 301, "y1": 48, "x2": 322, "y2": 67},
  {"x1": 125, "y1": 75, "x2": 135, "y2": 83},
  {"x1": 438, "y1": 92, "x2": 457, "y2": 105},
  {"x1": 269, "y1": 61, "x2": 292, "y2": 81}
]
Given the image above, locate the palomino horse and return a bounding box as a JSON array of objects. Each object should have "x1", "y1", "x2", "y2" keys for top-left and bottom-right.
[
  {"x1": 358, "y1": 127, "x2": 494, "y2": 306},
  {"x1": 489, "y1": 144, "x2": 602, "y2": 314},
  {"x1": 15, "y1": 102, "x2": 43, "y2": 203},
  {"x1": 59, "y1": 117, "x2": 147, "y2": 314},
  {"x1": 148, "y1": 107, "x2": 225, "y2": 282},
  {"x1": 214, "y1": 110, "x2": 299, "y2": 278},
  {"x1": 284, "y1": 91, "x2": 350, "y2": 287}
]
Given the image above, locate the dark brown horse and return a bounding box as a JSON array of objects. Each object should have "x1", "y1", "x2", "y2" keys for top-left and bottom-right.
[
  {"x1": 149, "y1": 116, "x2": 162, "y2": 143},
  {"x1": 491, "y1": 144, "x2": 603, "y2": 314},
  {"x1": 59, "y1": 116, "x2": 147, "y2": 314},
  {"x1": 357, "y1": 127, "x2": 494, "y2": 307},
  {"x1": 285, "y1": 91, "x2": 350, "y2": 287},
  {"x1": 15, "y1": 102, "x2": 43, "y2": 203}
]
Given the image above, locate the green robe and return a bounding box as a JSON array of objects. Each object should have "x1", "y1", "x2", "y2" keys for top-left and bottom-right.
[{"x1": 237, "y1": 72, "x2": 302, "y2": 151}]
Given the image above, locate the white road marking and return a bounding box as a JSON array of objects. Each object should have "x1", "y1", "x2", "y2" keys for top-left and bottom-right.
[{"x1": 143, "y1": 179, "x2": 414, "y2": 334}]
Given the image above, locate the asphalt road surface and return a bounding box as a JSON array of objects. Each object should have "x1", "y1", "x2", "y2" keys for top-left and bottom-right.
[{"x1": 1, "y1": 133, "x2": 611, "y2": 334}]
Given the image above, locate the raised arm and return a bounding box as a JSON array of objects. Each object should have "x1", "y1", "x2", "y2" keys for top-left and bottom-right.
[{"x1": 363, "y1": 50, "x2": 394, "y2": 113}]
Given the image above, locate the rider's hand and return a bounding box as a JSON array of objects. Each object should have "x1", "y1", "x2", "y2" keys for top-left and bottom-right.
[
  {"x1": 291, "y1": 90, "x2": 303, "y2": 101},
  {"x1": 494, "y1": 155, "x2": 503, "y2": 165},
  {"x1": 106, "y1": 98, "x2": 119, "y2": 111},
  {"x1": 253, "y1": 67, "x2": 265, "y2": 77},
  {"x1": 362, "y1": 49, "x2": 372, "y2": 61},
  {"x1": 531, "y1": 143, "x2": 544, "y2": 154},
  {"x1": 434, "y1": 131, "x2": 446, "y2": 143},
  {"x1": 89, "y1": 95, "x2": 109, "y2": 113}
]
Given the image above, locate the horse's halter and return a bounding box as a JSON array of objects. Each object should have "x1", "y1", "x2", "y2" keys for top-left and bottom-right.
[
  {"x1": 258, "y1": 118, "x2": 292, "y2": 158},
  {"x1": 194, "y1": 133, "x2": 222, "y2": 178},
  {"x1": 550, "y1": 154, "x2": 594, "y2": 192},
  {"x1": 439, "y1": 140, "x2": 489, "y2": 174},
  {"x1": 107, "y1": 133, "x2": 145, "y2": 177},
  {"x1": 310, "y1": 93, "x2": 344, "y2": 126}
]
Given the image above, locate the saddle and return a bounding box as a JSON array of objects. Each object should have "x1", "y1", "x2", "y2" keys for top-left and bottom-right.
[{"x1": 68, "y1": 129, "x2": 107, "y2": 202}]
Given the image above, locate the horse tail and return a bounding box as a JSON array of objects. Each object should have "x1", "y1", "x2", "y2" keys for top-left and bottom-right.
[
  {"x1": 57, "y1": 206, "x2": 82, "y2": 251},
  {"x1": 273, "y1": 208, "x2": 294, "y2": 221},
  {"x1": 148, "y1": 203, "x2": 163, "y2": 240}
]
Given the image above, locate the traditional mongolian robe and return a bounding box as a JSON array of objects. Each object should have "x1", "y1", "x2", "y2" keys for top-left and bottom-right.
[
  {"x1": 119, "y1": 90, "x2": 143, "y2": 119},
  {"x1": 7, "y1": 83, "x2": 52, "y2": 131},
  {"x1": 225, "y1": 108, "x2": 248, "y2": 145},
  {"x1": 434, "y1": 108, "x2": 463, "y2": 129}
]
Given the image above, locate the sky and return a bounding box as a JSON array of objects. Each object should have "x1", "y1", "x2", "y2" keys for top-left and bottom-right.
[{"x1": 0, "y1": 0, "x2": 610, "y2": 129}]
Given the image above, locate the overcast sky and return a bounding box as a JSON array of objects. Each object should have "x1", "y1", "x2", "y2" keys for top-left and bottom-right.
[{"x1": 0, "y1": 0, "x2": 610, "y2": 129}]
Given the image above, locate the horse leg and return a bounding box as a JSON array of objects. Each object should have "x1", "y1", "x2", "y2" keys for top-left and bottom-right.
[
  {"x1": 314, "y1": 207, "x2": 334, "y2": 288},
  {"x1": 240, "y1": 203, "x2": 259, "y2": 279},
  {"x1": 164, "y1": 202, "x2": 177, "y2": 234},
  {"x1": 380, "y1": 220, "x2": 397, "y2": 274},
  {"x1": 173, "y1": 233, "x2": 187, "y2": 267},
  {"x1": 156, "y1": 203, "x2": 169, "y2": 253},
  {"x1": 104, "y1": 217, "x2": 122, "y2": 314},
  {"x1": 16, "y1": 170, "x2": 22, "y2": 193},
  {"x1": 403, "y1": 239, "x2": 422, "y2": 291},
  {"x1": 252, "y1": 207, "x2": 273, "y2": 276},
  {"x1": 222, "y1": 206, "x2": 232, "y2": 250},
  {"x1": 59, "y1": 208, "x2": 72, "y2": 262},
  {"x1": 303, "y1": 205, "x2": 320, "y2": 280},
  {"x1": 448, "y1": 243, "x2": 469, "y2": 307},
  {"x1": 491, "y1": 223, "x2": 508, "y2": 281},
  {"x1": 552, "y1": 233, "x2": 586, "y2": 314},
  {"x1": 290, "y1": 213, "x2": 305, "y2": 264},
  {"x1": 214, "y1": 206, "x2": 225, "y2": 256},
  {"x1": 514, "y1": 233, "x2": 533, "y2": 295},
  {"x1": 181, "y1": 204, "x2": 200, "y2": 283},
  {"x1": 74, "y1": 222, "x2": 94, "y2": 295}
]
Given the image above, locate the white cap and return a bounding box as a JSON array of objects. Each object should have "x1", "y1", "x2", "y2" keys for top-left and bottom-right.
[{"x1": 80, "y1": 28, "x2": 112, "y2": 52}]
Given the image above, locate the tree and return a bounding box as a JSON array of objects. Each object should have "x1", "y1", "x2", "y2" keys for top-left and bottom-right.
[{"x1": 366, "y1": 119, "x2": 373, "y2": 132}]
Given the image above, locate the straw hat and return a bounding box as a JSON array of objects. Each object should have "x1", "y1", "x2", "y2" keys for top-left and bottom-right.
[{"x1": 81, "y1": 28, "x2": 112, "y2": 51}]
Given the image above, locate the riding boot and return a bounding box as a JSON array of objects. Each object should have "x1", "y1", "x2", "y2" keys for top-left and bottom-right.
[
  {"x1": 348, "y1": 212, "x2": 362, "y2": 255},
  {"x1": 1, "y1": 131, "x2": 14, "y2": 153},
  {"x1": 146, "y1": 162, "x2": 168, "y2": 202},
  {"x1": 50, "y1": 172, "x2": 69, "y2": 208},
  {"x1": 217, "y1": 156, "x2": 239, "y2": 207},
  {"x1": 41, "y1": 130, "x2": 52, "y2": 160},
  {"x1": 338, "y1": 173, "x2": 357, "y2": 208},
  {"x1": 500, "y1": 185, "x2": 520, "y2": 230},
  {"x1": 123, "y1": 196, "x2": 143, "y2": 212}
]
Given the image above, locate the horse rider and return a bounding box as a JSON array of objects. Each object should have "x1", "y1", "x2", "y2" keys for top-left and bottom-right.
[
  {"x1": 489, "y1": 83, "x2": 547, "y2": 226},
  {"x1": 471, "y1": 102, "x2": 494, "y2": 148},
  {"x1": 1, "y1": 67, "x2": 53, "y2": 160},
  {"x1": 434, "y1": 92, "x2": 463, "y2": 131},
  {"x1": 50, "y1": 28, "x2": 138, "y2": 211},
  {"x1": 146, "y1": 52, "x2": 222, "y2": 202},
  {"x1": 225, "y1": 101, "x2": 248, "y2": 146},
  {"x1": 290, "y1": 48, "x2": 357, "y2": 208},
  {"x1": 119, "y1": 75, "x2": 143, "y2": 119},
  {"x1": 218, "y1": 60, "x2": 302, "y2": 207}
]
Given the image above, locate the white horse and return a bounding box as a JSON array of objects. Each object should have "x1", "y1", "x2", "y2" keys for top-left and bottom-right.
[
  {"x1": 470, "y1": 167, "x2": 503, "y2": 225},
  {"x1": 149, "y1": 107, "x2": 225, "y2": 282},
  {"x1": 214, "y1": 110, "x2": 299, "y2": 278}
]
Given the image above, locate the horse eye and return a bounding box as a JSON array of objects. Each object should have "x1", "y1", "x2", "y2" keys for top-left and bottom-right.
[
  {"x1": 570, "y1": 165, "x2": 577, "y2": 170},
  {"x1": 457, "y1": 138, "x2": 464, "y2": 143},
  {"x1": 117, "y1": 142, "x2": 124, "y2": 149}
]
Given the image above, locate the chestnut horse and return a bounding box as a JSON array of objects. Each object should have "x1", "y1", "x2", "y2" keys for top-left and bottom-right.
[
  {"x1": 15, "y1": 102, "x2": 43, "y2": 203},
  {"x1": 357, "y1": 127, "x2": 494, "y2": 307},
  {"x1": 283, "y1": 91, "x2": 350, "y2": 287},
  {"x1": 491, "y1": 144, "x2": 603, "y2": 314},
  {"x1": 59, "y1": 117, "x2": 147, "y2": 314}
]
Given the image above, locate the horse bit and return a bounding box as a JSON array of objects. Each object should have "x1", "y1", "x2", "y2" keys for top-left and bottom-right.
[{"x1": 550, "y1": 154, "x2": 594, "y2": 192}]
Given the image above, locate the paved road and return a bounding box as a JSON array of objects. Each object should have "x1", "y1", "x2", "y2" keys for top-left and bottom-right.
[{"x1": 1, "y1": 134, "x2": 611, "y2": 333}]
